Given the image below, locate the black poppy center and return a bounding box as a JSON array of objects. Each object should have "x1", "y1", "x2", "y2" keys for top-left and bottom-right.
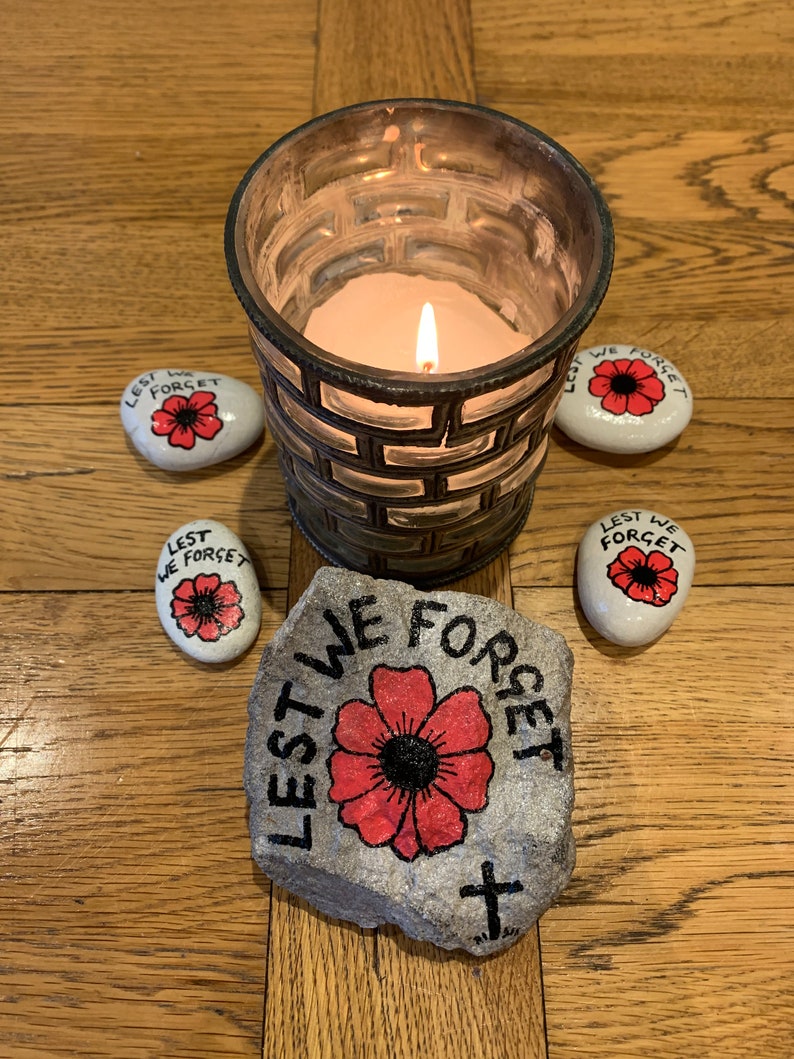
[
  {"x1": 630, "y1": 563, "x2": 659, "y2": 588},
  {"x1": 174, "y1": 406, "x2": 199, "y2": 428},
  {"x1": 610, "y1": 372, "x2": 638, "y2": 395},
  {"x1": 379, "y1": 734, "x2": 439, "y2": 792},
  {"x1": 193, "y1": 590, "x2": 221, "y2": 619}
]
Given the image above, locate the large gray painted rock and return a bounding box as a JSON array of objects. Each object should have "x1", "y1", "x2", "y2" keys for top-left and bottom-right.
[{"x1": 244, "y1": 568, "x2": 575, "y2": 955}]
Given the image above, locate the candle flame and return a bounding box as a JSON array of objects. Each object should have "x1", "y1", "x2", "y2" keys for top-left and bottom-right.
[{"x1": 416, "y1": 302, "x2": 439, "y2": 374}]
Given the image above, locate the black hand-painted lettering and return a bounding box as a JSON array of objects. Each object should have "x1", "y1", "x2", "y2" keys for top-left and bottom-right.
[
  {"x1": 267, "y1": 774, "x2": 317, "y2": 809},
  {"x1": 293, "y1": 607, "x2": 355, "y2": 678},
  {"x1": 267, "y1": 815, "x2": 312, "y2": 849},
  {"x1": 504, "y1": 699, "x2": 553, "y2": 735},
  {"x1": 274, "y1": 681, "x2": 324, "y2": 721},
  {"x1": 513, "y1": 728, "x2": 564, "y2": 770},
  {"x1": 440, "y1": 614, "x2": 477, "y2": 658},
  {"x1": 266, "y1": 729, "x2": 317, "y2": 765},
  {"x1": 349, "y1": 595, "x2": 388, "y2": 650},
  {"x1": 408, "y1": 599, "x2": 448, "y2": 647},
  {"x1": 470, "y1": 630, "x2": 518, "y2": 683},
  {"x1": 495, "y1": 663, "x2": 544, "y2": 699}
]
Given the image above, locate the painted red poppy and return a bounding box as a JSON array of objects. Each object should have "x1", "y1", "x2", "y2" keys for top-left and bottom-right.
[
  {"x1": 170, "y1": 573, "x2": 244, "y2": 641},
  {"x1": 588, "y1": 358, "x2": 665, "y2": 417},
  {"x1": 607, "y1": 546, "x2": 679, "y2": 606},
  {"x1": 328, "y1": 665, "x2": 494, "y2": 862},
  {"x1": 151, "y1": 390, "x2": 223, "y2": 449}
]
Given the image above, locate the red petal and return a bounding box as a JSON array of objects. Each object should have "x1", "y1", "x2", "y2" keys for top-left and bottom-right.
[
  {"x1": 652, "y1": 569, "x2": 679, "y2": 605},
  {"x1": 414, "y1": 786, "x2": 465, "y2": 854},
  {"x1": 433, "y1": 751, "x2": 494, "y2": 811},
  {"x1": 194, "y1": 573, "x2": 221, "y2": 595},
  {"x1": 626, "y1": 581, "x2": 656, "y2": 604},
  {"x1": 614, "y1": 546, "x2": 647, "y2": 570},
  {"x1": 162, "y1": 395, "x2": 188, "y2": 415},
  {"x1": 334, "y1": 700, "x2": 389, "y2": 754},
  {"x1": 371, "y1": 666, "x2": 435, "y2": 735},
  {"x1": 656, "y1": 568, "x2": 679, "y2": 591},
  {"x1": 193, "y1": 414, "x2": 224, "y2": 441},
  {"x1": 213, "y1": 580, "x2": 242, "y2": 606},
  {"x1": 645, "y1": 550, "x2": 674, "y2": 573},
  {"x1": 170, "y1": 597, "x2": 194, "y2": 617},
  {"x1": 625, "y1": 392, "x2": 657, "y2": 417},
  {"x1": 187, "y1": 391, "x2": 218, "y2": 411},
  {"x1": 592, "y1": 360, "x2": 619, "y2": 378},
  {"x1": 420, "y1": 688, "x2": 490, "y2": 753},
  {"x1": 600, "y1": 389, "x2": 630, "y2": 416},
  {"x1": 391, "y1": 805, "x2": 421, "y2": 861},
  {"x1": 637, "y1": 375, "x2": 665, "y2": 402},
  {"x1": 587, "y1": 374, "x2": 613, "y2": 398},
  {"x1": 610, "y1": 569, "x2": 636, "y2": 594},
  {"x1": 151, "y1": 410, "x2": 177, "y2": 435},
  {"x1": 339, "y1": 784, "x2": 408, "y2": 846},
  {"x1": 611, "y1": 359, "x2": 635, "y2": 376},
  {"x1": 174, "y1": 612, "x2": 201, "y2": 637},
  {"x1": 196, "y1": 617, "x2": 223, "y2": 642},
  {"x1": 625, "y1": 359, "x2": 657, "y2": 380},
  {"x1": 215, "y1": 604, "x2": 243, "y2": 632},
  {"x1": 606, "y1": 557, "x2": 628, "y2": 582},
  {"x1": 328, "y1": 750, "x2": 382, "y2": 802},
  {"x1": 167, "y1": 424, "x2": 197, "y2": 449},
  {"x1": 172, "y1": 577, "x2": 197, "y2": 601}
]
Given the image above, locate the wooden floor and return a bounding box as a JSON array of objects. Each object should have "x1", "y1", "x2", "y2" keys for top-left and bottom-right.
[{"x1": 2, "y1": 1, "x2": 792, "y2": 1056}]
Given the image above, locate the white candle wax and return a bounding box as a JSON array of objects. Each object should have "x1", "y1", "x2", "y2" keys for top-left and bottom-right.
[{"x1": 303, "y1": 273, "x2": 533, "y2": 374}]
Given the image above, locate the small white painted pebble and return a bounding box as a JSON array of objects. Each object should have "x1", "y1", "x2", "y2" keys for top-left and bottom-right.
[
  {"x1": 556, "y1": 344, "x2": 692, "y2": 453},
  {"x1": 577, "y1": 508, "x2": 695, "y2": 647},
  {"x1": 155, "y1": 519, "x2": 262, "y2": 662},
  {"x1": 121, "y1": 368, "x2": 265, "y2": 470}
]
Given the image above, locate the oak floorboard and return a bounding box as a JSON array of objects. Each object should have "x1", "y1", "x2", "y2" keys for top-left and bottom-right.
[
  {"x1": 260, "y1": 3, "x2": 548, "y2": 1056},
  {"x1": 510, "y1": 397, "x2": 793, "y2": 589},
  {"x1": 261, "y1": 534, "x2": 547, "y2": 1059},
  {"x1": 3, "y1": 398, "x2": 788, "y2": 591},
  {"x1": 1, "y1": 591, "x2": 286, "y2": 1058},
  {"x1": 2, "y1": 0, "x2": 792, "y2": 1053},
  {"x1": 473, "y1": 0, "x2": 790, "y2": 57},
  {"x1": 511, "y1": 585, "x2": 794, "y2": 1058},
  {"x1": 0, "y1": 405, "x2": 292, "y2": 592}
]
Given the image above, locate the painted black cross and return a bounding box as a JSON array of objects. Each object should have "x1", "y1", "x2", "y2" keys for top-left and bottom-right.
[{"x1": 460, "y1": 860, "x2": 524, "y2": 941}]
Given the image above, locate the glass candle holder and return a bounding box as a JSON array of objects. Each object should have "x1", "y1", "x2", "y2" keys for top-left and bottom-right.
[{"x1": 225, "y1": 99, "x2": 614, "y2": 586}]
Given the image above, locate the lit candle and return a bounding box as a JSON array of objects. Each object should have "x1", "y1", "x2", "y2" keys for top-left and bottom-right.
[
  {"x1": 303, "y1": 273, "x2": 533, "y2": 375},
  {"x1": 416, "y1": 302, "x2": 439, "y2": 374},
  {"x1": 225, "y1": 98, "x2": 614, "y2": 585}
]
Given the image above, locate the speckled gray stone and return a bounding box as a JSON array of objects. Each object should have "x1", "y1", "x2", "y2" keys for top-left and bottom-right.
[{"x1": 244, "y1": 568, "x2": 575, "y2": 955}]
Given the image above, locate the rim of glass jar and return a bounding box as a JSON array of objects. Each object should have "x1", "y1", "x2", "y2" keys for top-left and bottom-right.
[{"x1": 225, "y1": 98, "x2": 614, "y2": 401}]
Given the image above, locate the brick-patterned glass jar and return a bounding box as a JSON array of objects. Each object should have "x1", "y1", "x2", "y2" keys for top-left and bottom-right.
[{"x1": 225, "y1": 99, "x2": 613, "y2": 586}]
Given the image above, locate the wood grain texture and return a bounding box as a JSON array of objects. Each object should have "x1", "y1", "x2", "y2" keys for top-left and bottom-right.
[
  {"x1": 473, "y1": 0, "x2": 794, "y2": 1055},
  {"x1": 0, "y1": 405, "x2": 292, "y2": 592},
  {"x1": 314, "y1": 0, "x2": 475, "y2": 112},
  {"x1": 2, "y1": 0, "x2": 793, "y2": 1055},
  {"x1": 1, "y1": 592, "x2": 286, "y2": 1057},
  {"x1": 262, "y1": 533, "x2": 547, "y2": 1059},
  {"x1": 511, "y1": 586, "x2": 794, "y2": 1058},
  {"x1": 262, "y1": 5, "x2": 547, "y2": 1056}
]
